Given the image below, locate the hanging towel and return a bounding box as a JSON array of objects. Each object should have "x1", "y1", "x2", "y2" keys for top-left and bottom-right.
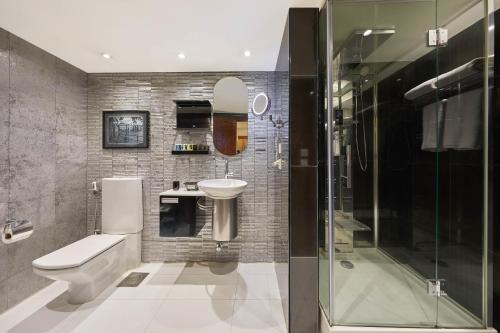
[
  {"x1": 444, "y1": 88, "x2": 482, "y2": 150},
  {"x1": 421, "y1": 89, "x2": 482, "y2": 151},
  {"x1": 421, "y1": 100, "x2": 446, "y2": 151}
]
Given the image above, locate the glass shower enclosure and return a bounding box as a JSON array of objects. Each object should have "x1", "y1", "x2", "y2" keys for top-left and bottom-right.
[{"x1": 320, "y1": 0, "x2": 494, "y2": 328}]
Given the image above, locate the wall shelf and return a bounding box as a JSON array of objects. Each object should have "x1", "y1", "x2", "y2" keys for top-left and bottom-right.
[
  {"x1": 173, "y1": 127, "x2": 210, "y2": 131},
  {"x1": 171, "y1": 150, "x2": 210, "y2": 155}
]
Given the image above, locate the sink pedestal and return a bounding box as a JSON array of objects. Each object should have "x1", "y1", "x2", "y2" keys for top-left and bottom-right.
[{"x1": 212, "y1": 198, "x2": 237, "y2": 241}]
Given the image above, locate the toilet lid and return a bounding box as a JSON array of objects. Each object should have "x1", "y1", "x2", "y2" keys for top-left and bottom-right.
[{"x1": 32, "y1": 234, "x2": 126, "y2": 270}]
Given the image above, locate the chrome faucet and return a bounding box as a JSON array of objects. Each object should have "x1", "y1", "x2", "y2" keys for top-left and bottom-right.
[
  {"x1": 1, "y1": 219, "x2": 18, "y2": 233},
  {"x1": 1, "y1": 218, "x2": 27, "y2": 230},
  {"x1": 1, "y1": 218, "x2": 33, "y2": 241},
  {"x1": 224, "y1": 159, "x2": 233, "y2": 179}
]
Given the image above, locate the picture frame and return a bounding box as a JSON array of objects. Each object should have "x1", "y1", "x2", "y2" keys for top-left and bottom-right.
[{"x1": 102, "y1": 111, "x2": 150, "y2": 148}]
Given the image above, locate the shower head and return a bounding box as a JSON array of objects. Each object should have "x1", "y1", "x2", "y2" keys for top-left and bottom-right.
[
  {"x1": 360, "y1": 65, "x2": 370, "y2": 77},
  {"x1": 336, "y1": 28, "x2": 396, "y2": 66}
]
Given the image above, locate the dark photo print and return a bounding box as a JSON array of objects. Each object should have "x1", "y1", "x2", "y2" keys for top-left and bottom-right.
[{"x1": 103, "y1": 111, "x2": 149, "y2": 148}]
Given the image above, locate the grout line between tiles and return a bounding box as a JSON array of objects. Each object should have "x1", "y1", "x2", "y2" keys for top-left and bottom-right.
[{"x1": 141, "y1": 297, "x2": 167, "y2": 333}]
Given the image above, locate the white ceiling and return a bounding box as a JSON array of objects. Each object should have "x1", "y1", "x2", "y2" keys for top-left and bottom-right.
[{"x1": 0, "y1": 0, "x2": 323, "y2": 73}]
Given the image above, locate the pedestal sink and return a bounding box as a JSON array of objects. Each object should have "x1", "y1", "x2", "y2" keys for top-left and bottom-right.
[
  {"x1": 197, "y1": 179, "x2": 248, "y2": 242},
  {"x1": 197, "y1": 179, "x2": 248, "y2": 199}
]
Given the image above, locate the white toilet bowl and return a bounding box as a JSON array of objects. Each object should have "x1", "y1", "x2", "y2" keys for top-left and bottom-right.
[
  {"x1": 33, "y1": 234, "x2": 126, "y2": 304},
  {"x1": 32, "y1": 177, "x2": 144, "y2": 304}
]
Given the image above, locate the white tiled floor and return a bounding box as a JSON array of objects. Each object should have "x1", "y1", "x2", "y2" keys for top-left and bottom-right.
[
  {"x1": 320, "y1": 248, "x2": 482, "y2": 328},
  {"x1": 0, "y1": 262, "x2": 287, "y2": 333}
]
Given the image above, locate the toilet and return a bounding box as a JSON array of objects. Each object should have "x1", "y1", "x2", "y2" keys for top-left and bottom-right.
[{"x1": 32, "y1": 177, "x2": 143, "y2": 304}]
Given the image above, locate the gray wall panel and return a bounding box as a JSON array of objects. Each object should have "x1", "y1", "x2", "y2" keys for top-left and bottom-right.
[{"x1": 0, "y1": 28, "x2": 87, "y2": 314}]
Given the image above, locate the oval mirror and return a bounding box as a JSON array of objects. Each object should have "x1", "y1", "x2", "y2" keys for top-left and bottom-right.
[
  {"x1": 213, "y1": 77, "x2": 248, "y2": 156},
  {"x1": 252, "y1": 92, "x2": 270, "y2": 117}
]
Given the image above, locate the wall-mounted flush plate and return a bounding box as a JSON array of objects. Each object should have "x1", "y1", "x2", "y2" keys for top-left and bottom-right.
[
  {"x1": 91, "y1": 181, "x2": 98, "y2": 194},
  {"x1": 428, "y1": 28, "x2": 448, "y2": 47}
]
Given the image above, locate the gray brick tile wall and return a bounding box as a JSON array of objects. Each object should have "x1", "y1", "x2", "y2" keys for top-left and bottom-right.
[{"x1": 87, "y1": 72, "x2": 289, "y2": 263}]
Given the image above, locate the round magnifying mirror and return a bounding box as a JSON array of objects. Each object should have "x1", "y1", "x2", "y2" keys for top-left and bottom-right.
[{"x1": 252, "y1": 93, "x2": 270, "y2": 118}]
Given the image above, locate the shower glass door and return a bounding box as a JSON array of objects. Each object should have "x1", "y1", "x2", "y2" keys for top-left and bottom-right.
[
  {"x1": 434, "y1": 0, "x2": 490, "y2": 328},
  {"x1": 328, "y1": 0, "x2": 440, "y2": 327},
  {"x1": 321, "y1": 0, "x2": 490, "y2": 328}
]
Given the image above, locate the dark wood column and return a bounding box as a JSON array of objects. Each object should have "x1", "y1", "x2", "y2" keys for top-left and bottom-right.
[{"x1": 283, "y1": 7, "x2": 320, "y2": 333}]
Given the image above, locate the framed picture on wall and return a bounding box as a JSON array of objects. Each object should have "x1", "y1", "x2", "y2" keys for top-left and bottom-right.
[{"x1": 102, "y1": 111, "x2": 150, "y2": 148}]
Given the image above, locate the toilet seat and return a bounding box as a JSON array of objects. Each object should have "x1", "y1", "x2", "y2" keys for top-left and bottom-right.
[{"x1": 33, "y1": 234, "x2": 126, "y2": 270}]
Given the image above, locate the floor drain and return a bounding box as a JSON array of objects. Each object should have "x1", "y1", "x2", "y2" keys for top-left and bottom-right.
[
  {"x1": 117, "y1": 272, "x2": 149, "y2": 287},
  {"x1": 340, "y1": 260, "x2": 354, "y2": 269}
]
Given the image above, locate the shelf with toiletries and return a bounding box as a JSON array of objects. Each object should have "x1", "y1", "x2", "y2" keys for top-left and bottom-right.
[
  {"x1": 172, "y1": 143, "x2": 211, "y2": 155},
  {"x1": 172, "y1": 150, "x2": 210, "y2": 155},
  {"x1": 173, "y1": 127, "x2": 210, "y2": 131}
]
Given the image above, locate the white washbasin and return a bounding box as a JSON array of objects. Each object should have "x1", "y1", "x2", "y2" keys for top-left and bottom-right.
[{"x1": 197, "y1": 179, "x2": 248, "y2": 199}]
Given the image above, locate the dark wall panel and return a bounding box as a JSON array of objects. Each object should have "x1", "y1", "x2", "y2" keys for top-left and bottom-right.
[
  {"x1": 290, "y1": 166, "x2": 318, "y2": 257},
  {"x1": 289, "y1": 10, "x2": 318, "y2": 77},
  {"x1": 289, "y1": 78, "x2": 318, "y2": 167},
  {"x1": 287, "y1": 7, "x2": 320, "y2": 333}
]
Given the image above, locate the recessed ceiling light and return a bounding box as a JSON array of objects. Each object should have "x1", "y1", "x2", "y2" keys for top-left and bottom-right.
[
  {"x1": 101, "y1": 53, "x2": 112, "y2": 59},
  {"x1": 363, "y1": 29, "x2": 373, "y2": 37},
  {"x1": 177, "y1": 53, "x2": 186, "y2": 60},
  {"x1": 244, "y1": 50, "x2": 251, "y2": 57}
]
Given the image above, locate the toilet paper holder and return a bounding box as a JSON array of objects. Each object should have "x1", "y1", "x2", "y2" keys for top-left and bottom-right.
[{"x1": 1, "y1": 218, "x2": 33, "y2": 244}]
